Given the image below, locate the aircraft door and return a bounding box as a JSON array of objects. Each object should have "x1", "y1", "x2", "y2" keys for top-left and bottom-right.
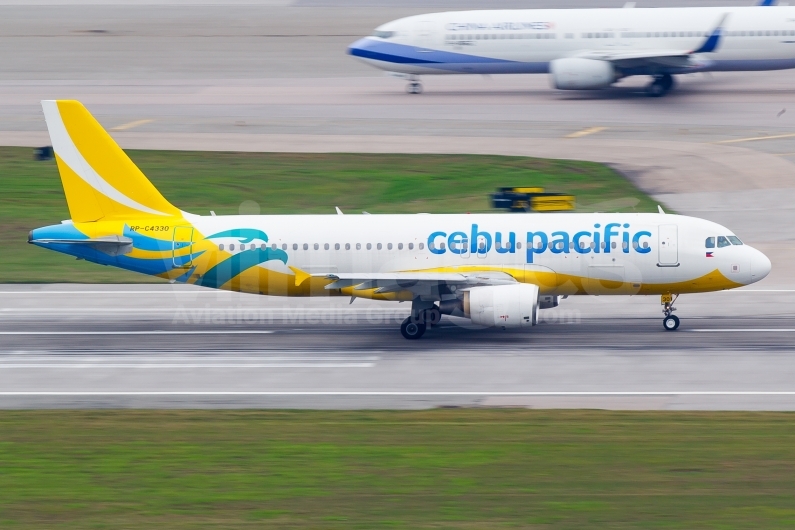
[
  {"x1": 172, "y1": 226, "x2": 194, "y2": 268},
  {"x1": 658, "y1": 224, "x2": 679, "y2": 266}
]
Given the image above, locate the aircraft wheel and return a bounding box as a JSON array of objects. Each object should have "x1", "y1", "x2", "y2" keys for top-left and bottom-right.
[
  {"x1": 646, "y1": 74, "x2": 674, "y2": 98},
  {"x1": 663, "y1": 314, "x2": 680, "y2": 331},
  {"x1": 406, "y1": 82, "x2": 423, "y2": 94},
  {"x1": 401, "y1": 317, "x2": 426, "y2": 339}
]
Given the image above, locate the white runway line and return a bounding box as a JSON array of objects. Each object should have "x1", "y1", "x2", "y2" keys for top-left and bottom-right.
[
  {"x1": 0, "y1": 330, "x2": 275, "y2": 335},
  {"x1": 690, "y1": 329, "x2": 795, "y2": 332},
  {"x1": 0, "y1": 363, "x2": 374, "y2": 368},
  {"x1": 1, "y1": 391, "x2": 795, "y2": 396}
]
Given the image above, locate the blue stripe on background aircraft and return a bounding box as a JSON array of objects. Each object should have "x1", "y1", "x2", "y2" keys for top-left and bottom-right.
[
  {"x1": 348, "y1": 0, "x2": 795, "y2": 96},
  {"x1": 29, "y1": 101, "x2": 771, "y2": 339}
]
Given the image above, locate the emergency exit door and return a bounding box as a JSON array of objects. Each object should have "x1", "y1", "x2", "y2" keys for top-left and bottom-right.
[{"x1": 658, "y1": 224, "x2": 678, "y2": 266}]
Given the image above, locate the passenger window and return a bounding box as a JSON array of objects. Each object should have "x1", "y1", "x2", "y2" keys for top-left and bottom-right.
[
  {"x1": 303, "y1": 243, "x2": 309, "y2": 250},
  {"x1": 269, "y1": 243, "x2": 274, "y2": 250},
  {"x1": 367, "y1": 243, "x2": 372, "y2": 250},
  {"x1": 408, "y1": 243, "x2": 414, "y2": 250},
  {"x1": 643, "y1": 242, "x2": 649, "y2": 249},
  {"x1": 345, "y1": 243, "x2": 351, "y2": 250},
  {"x1": 516, "y1": 242, "x2": 522, "y2": 249},
  {"x1": 601, "y1": 242, "x2": 606, "y2": 250},
  {"x1": 388, "y1": 243, "x2": 393, "y2": 250},
  {"x1": 219, "y1": 244, "x2": 224, "y2": 251},
  {"x1": 419, "y1": 243, "x2": 424, "y2": 250},
  {"x1": 717, "y1": 236, "x2": 731, "y2": 248},
  {"x1": 313, "y1": 243, "x2": 319, "y2": 250},
  {"x1": 377, "y1": 243, "x2": 382, "y2": 250},
  {"x1": 356, "y1": 243, "x2": 361, "y2": 250},
  {"x1": 705, "y1": 237, "x2": 715, "y2": 248},
  {"x1": 622, "y1": 241, "x2": 628, "y2": 250},
  {"x1": 324, "y1": 243, "x2": 329, "y2": 250},
  {"x1": 282, "y1": 244, "x2": 287, "y2": 250},
  {"x1": 439, "y1": 243, "x2": 446, "y2": 250},
  {"x1": 398, "y1": 243, "x2": 403, "y2": 250},
  {"x1": 293, "y1": 244, "x2": 298, "y2": 250},
  {"x1": 727, "y1": 236, "x2": 743, "y2": 245},
  {"x1": 229, "y1": 244, "x2": 235, "y2": 251},
  {"x1": 611, "y1": 242, "x2": 616, "y2": 249},
  {"x1": 335, "y1": 243, "x2": 340, "y2": 250},
  {"x1": 590, "y1": 242, "x2": 596, "y2": 249}
]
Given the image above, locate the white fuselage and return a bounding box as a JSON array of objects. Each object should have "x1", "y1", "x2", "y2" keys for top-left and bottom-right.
[
  {"x1": 348, "y1": 6, "x2": 795, "y2": 77},
  {"x1": 181, "y1": 211, "x2": 770, "y2": 297}
]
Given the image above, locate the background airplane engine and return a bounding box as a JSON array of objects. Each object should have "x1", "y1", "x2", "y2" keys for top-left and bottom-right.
[
  {"x1": 549, "y1": 58, "x2": 616, "y2": 90},
  {"x1": 463, "y1": 284, "x2": 539, "y2": 328}
]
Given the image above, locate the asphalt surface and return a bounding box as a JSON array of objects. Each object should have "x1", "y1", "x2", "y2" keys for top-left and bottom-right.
[
  {"x1": 1, "y1": 284, "x2": 794, "y2": 409},
  {"x1": 2, "y1": 1, "x2": 795, "y2": 409}
]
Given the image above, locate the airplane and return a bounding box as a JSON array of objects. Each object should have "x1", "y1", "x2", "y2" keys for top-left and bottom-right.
[
  {"x1": 29, "y1": 100, "x2": 771, "y2": 339},
  {"x1": 347, "y1": 1, "x2": 795, "y2": 96}
]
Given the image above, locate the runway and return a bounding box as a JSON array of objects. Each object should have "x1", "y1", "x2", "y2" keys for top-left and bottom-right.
[
  {"x1": 2, "y1": 1, "x2": 795, "y2": 409},
  {"x1": 1, "y1": 284, "x2": 794, "y2": 409}
]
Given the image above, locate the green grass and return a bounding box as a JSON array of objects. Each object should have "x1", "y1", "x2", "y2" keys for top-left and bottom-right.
[
  {"x1": 0, "y1": 147, "x2": 658, "y2": 283},
  {"x1": 0, "y1": 410, "x2": 794, "y2": 529}
]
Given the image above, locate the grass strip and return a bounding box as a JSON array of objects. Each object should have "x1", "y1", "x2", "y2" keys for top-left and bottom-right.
[
  {"x1": 0, "y1": 147, "x2": 658, "y2": 283},
  {"x1": 0, "y1": 410, "x2": 794, "y2": 529}
]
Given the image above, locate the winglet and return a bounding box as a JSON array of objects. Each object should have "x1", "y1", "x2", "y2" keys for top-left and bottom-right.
[
  {"x1": 691, "y1": 13, "x2": 729, "y2": 54},
  {"x1": 759, "y1": 0, "x2": 776, "y2": 6},
  {"x1": 289, "y1": 266, "x2": 311, "y2": 287},
  {"x1": 335, "y1": 207, "x2": 344, "y2": 215},
  {"x1": 657, "y1": 205, "x2": 666, "y2": 214}
]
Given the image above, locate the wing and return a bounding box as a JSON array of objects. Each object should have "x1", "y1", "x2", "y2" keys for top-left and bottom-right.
[
  {"x1": 580, "y1": 13, "x2": 729, "y2": 70},
  {"x1": 320, "y1": 271, "x2": 518, "y2": 296}
]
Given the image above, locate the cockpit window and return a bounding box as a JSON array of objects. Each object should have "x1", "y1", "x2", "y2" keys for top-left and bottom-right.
[
  {"x1": 705, "y1": 237, "x2": 715, "y2": 248},
  {"x1": 717, "y1": 236, "x2": 731, "y2": 248},
  {"x1": 373, "y1": 30, "x2": 395, "y2": 39},
  {"x1": 727, "y1": 236, "x2": 743, "y2": 245}
]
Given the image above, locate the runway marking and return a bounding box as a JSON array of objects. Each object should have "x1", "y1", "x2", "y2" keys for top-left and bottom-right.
[
  {"x1": 109, "y1": 119, "x2": 153, "y2": 132},
  {"x1": 565, "y1": 126, "x2": 607, "y2": 139},
  {"x1": 0, "y1": 330, "x2": 275, "y2": 335},
  {"x1": 690, "y1": 329, "x2": 795, "y2": 332},
  {"x1": 713, "y1": 132, "x2": 795, "y2": 144},
  {"x1": 0, "y1": 363, "x2": 374, "y2": 368},
  {"x1": 1, "y1": 391, "x2": 794, "y2": 396}
]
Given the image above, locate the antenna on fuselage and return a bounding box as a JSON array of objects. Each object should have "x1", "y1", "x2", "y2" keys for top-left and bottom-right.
[{"x1": 658, "y1": 205, "x2": 666, "y2": 214}]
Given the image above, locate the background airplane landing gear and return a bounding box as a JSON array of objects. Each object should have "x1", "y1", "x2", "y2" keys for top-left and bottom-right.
[
  {"x1": 401, "y1": 317, "x2": 426, "y2": 339},
  {"x1": 662, "y1": 293, "x2": 680, "y2": 331},
  {"x1": 646, "y1": 74, "x2": 675, "y2": 97},
  {"x1": 406, "y1": 81, "x2": 423, "y2": 94}
]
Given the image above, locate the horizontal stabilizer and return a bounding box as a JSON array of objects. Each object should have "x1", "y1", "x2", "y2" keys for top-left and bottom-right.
[{"x1": 29, "y1": 235, "x2": 133, "y2": 256}]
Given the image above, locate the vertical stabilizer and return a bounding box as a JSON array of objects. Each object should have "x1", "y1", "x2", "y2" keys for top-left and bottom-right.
[{"x1": 41, "y1": 100, "x2": 180, "y2": 222}]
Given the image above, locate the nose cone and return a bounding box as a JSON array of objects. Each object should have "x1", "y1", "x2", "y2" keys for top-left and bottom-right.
[
  {"x1": 749, "y1": 248, "x2": 772, "y2": 283},
  {"x1": 347, "y1": 37, "x2": 371, "y2": 58}
]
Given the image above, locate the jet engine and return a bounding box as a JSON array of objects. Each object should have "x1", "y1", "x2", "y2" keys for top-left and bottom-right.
[
  {"x1": 549, "y1": 58, "x2": 616, "y2": 90},
  {"x1": 462, "y1": 284, "x2": 539, "y2": 328}
]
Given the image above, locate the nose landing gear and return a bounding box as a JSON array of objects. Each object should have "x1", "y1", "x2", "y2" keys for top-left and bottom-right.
[
  {"x1": 406, "y1": 75, "x2": 423, "y2": 94},
  {"x1": 662, "y1": 293, "x2": 680, "y2": 331}
]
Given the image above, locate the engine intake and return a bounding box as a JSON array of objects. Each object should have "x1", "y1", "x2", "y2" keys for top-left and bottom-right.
[
  {"x1": 550, "y1": 58, "x2": 616, "y2": 90},
  {"x1": 463, "y1": 284, "x2": 539, "y2": 328}
]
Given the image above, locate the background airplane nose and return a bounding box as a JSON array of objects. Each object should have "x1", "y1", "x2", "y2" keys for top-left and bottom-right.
[
  {"x1": 347, "y1": 38, "x2": 369, "y2": 55},
  {"x1": 750, "y1": 248, "x2": 772, "y2": 282}
]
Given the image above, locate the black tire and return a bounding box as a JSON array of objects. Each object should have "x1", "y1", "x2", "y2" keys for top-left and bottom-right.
[
  {"x1": 646, "y1": 81, "x2": 665, "y2": 98},
  {"x1": 663, "y1": 315, "x2": 680, "y2": 331},
  {"x1": 406, "y1": 82, "x2": 423, "y2": 95},
  {"x1": 401, "y1": 317, "x2": 426, "y2": 339}
]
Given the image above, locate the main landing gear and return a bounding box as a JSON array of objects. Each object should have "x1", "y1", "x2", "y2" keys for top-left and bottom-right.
[
  {"x1": 646, "y1": 73, "x2": 675, "y2": 98},
  {"x1": 662, "y1": 293, "x2": 680, "y2": 331},
  {"x1": 400, "y1": 299, "x2": 441, "y2": 340},
  {"x1": 406, "y1": 75, "x2": 423, "y2": 94}
]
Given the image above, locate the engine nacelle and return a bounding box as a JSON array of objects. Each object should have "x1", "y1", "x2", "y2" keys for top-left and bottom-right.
[
  {"x1": 550, "y1": 58, "x2": 615, "y2": 90},
  {"x1": 463, "y1": 284, "x2": 539, "y2": 329}
]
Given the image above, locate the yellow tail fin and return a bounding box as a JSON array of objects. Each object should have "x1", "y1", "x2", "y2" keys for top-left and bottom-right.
[{"x1": 41, "y1": 100, "x2": 180, "y2": 223}]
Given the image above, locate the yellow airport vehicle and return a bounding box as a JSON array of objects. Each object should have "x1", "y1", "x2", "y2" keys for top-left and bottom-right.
[{"x1": 491, "y1": 187, "x2": 576, "y2": 213}]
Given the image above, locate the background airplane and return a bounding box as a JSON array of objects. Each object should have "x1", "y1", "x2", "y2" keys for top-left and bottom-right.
[{"x1": 348, "y1": 1, "x2": 795, "y2": 96}]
